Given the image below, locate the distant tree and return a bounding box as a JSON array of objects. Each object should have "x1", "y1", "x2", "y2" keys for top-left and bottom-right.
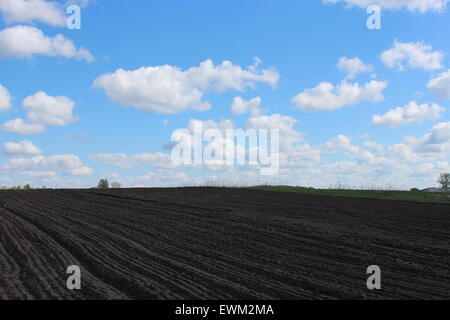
[
  {"x1": 16, "y1": 185, "x2": 22, "y2": 190},
  {"x1": 438, "y1": 173, "x2": 450, "y2": 191},
  {"x1": 97, "y1": 178, "x2": 110, "y2": 189},
  {"x1": 23, "y1": 184, "x2": 32, "y2": 190},
  {"x1": 111, "y1": 181, "x2": 122, "y2": 189}
]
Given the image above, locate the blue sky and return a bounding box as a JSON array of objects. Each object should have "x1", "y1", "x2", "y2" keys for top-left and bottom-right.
[{"x1": 1, "y1": 0, "x2": 450, "y2": 189}]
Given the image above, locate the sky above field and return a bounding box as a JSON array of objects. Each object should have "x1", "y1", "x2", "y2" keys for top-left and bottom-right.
[{"x1": 1, "y1": 0, "x2": 450, "y2": 189}]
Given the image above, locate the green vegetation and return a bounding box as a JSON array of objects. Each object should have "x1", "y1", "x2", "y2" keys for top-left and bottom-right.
[
  {"x1": 438, "y1": 173, "x2": 450, "y2": 191},
  {"x1": 247, "y1": 185, "x2": 450, "y2": 205},
  {"x1": 97, "y1": 178, "x2": 110, "y2": 189},
  {"x1": 0, "y1": 185, "x2": 50, "y2": 191},
  {"x1": 2, "y1": 185, "x2": 30, "y2": 190}
]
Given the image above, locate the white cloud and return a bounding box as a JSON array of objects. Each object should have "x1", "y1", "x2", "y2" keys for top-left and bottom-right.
[
  {"x1": 385, "y1": 143, "x2": 423, "y2": 162},
  {"x1": 363, "y1": 140, "x2": 385, "y2": 153},
  {"x1": 164, "y1": 115, "x2": 318, "y2": 172},
  {"x1": 284, "y1": 143, "x2": 321, "y2": 168},
  {"x1": 93, "y1": 58, "x2": 279, "y2": 114},
  {"x1": 229, "y1": 114, "x2": 320, "y2": 168},
  {"x1": 382, "y1": 122, "x2": 450, "y2": 160},
  {"x1": 421, "y1": 121, "x2": 450, "y2": 146},
  {"x1": 312, "y1": 123, "x2": 450, "y2": 188},
  {"x1": 2, "y1": 118, "x2": 46, "y2": 135},
  {"x1": 292, "y1": 80, "x2": 387, "y2": 112},
  {"x1": 323, "y1": 134, "x2": 355, "y2": 153},
  {"x1": 19, "y1": 171, "x2": 57, "y2": 178},
  {"x1": 323, "y1": 133, "x2": 441, "y2": 167},
  {"x1": 0, "y1": 0, "x2": 66, "y2": 26},
  {"x1": 323, "y1": 0, "x2": 450, "y2": 13},
  {"x1": 68, "y1": 166, "x2": 93, "y2": 176},
  {"x1": 136, "y1": 169, "x2": 189, "y2": 187},
  {"x1": 323, "y1": 134, "x2": 381, "y2": 165},
  {"x1": 10, "y1": 120, "x2": 448, "y2": 189},
  {"x1": 1, "y1": 91, "x2": 79, "y2": 135},
  {"x1": 0, "y1": 25, "x2": 94, "y2": 62},
  {"x1": 187, "y1": 118, "x2": 234, "y2": 133},
  {"x1": 246, "y1": 114, "x2": 304, "y2": 152},
  {"x1": 230, "y1": 96, "x2": 263, "y2": 116},
  {"x1": 90, "y1": 153, "x2": 176, "y2": 169},
  {"x1": 0, "y1": 154, "x2": 93, "y2": 176},
  {"x1": 22, "y1": 91, "x2": 79, "y2": 126},
  {"x1": 428, "y1": 69, "x2": 450, "y2": 99},
  {"x1": 381, "y1": 41, "x2": 444, "y2": 71},
  {"x1": 0, "y1": 83, "x2": 12, "y2": 111},
  {"x1": 372, "y1": 101, "x2": 444, "y2": 128},
  {"x1": 3, "y1": 140, "x2": 43, "y2": 155},
  {"x1": 337, "y1": 57, "x2": 373, "y2": 79}
]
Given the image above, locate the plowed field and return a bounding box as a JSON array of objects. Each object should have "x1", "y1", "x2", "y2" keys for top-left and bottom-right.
[{"x1": 0, "y1": 188, "x2": 449, "y2": 300}]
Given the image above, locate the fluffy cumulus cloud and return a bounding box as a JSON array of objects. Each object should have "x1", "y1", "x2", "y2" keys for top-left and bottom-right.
[
  {"x1": 337, "y1": 57, "x2": 373, "y2": 79},
  {"x1": 317, "y1": 126, "x2": 450, "y2": 188},
  {"x1": 322, "y1": 0, "x2": 450, "y2": 13},
  {"x1": 0, "y1": 0, "x2": 66, "y2": 26},
  {"x1": 381, "y1": 41, "x2": 445, "y2": 71},
  {"x1": 19, "y1": 171, "x2": 57, "y2": 178},
  {"x1": 0, "y1": 83, "x2": 12, "y2": 111},
  {"x1": 372, "y1": 101, "x2": 444, "y2": 128},
  {"x1": 323, "y1": 135, "x2": 382, "y2": 165},
  {"x1": 0, "y1": 25, "x2": 94, "y2": 62},
  {"x1": 384, "y1": 122, "x2": 450, "y2": 160},
  {"x1": 90, "y1": 153, "x2": 176, "y2": 169},
  {"x1": 230, "y1": 96, "x2": 263, "y2": 116},
  {"x1": 420, "y1": 122, "x2": 450, "y2": 147},
  {"x1": 246, "y1": 114, "x2": 304, "y2": 152},
  {"x1": 93, "y1": 58, "x2": 279, "y2": 114},
  {"x1": 164, "y1": 118, "x2": 239, "y2": 171},
  {"x1": 428, "y1": 69, "x2": 450, "y2": 99},
  {"x1": 48, "y1": 120, "x2": 450, "y2": 189},
  {"x1": 292, "y1": 80, "x2": 387, "y2": 112},
  {"x1": 135, "y1": 170, "x2": 189, "y2": 187},
  {"x1": 2, "y1": 140, "x2": 43, "y2": 155},
  {"x1": 22, "y1": 91, "x2": 79, "y2": 126},
  {"x1": 174, "y1": 121, "x2": 450, "y2": 188},
  {"x1": 2, "y1": 119, "x2": 46, "y2": 135},
  {"x1": 0, "y1": 154, "x2": 93, "y2": 176},
  {"x1": 167, "y1": 115, "x2": 319, "y2": 171},
  {"x1": 2, "y1": 91, "x2": 79, "y2": 135},
  {"x1": 203, "y1": 121, "x2": 450, "y2": 189}
]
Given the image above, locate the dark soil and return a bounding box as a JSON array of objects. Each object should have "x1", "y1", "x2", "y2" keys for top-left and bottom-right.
[{"x1": 0, "y1": 188, "x2": 449, "y2": 300}]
